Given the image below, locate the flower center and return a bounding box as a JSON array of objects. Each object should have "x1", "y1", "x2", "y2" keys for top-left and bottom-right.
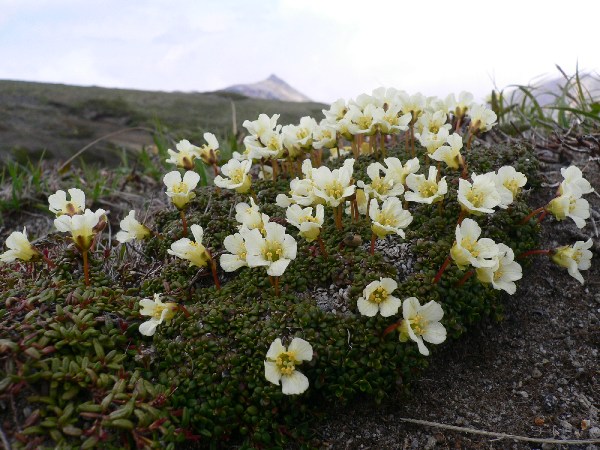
[
  {"x1": 357, "y1": 116, "x2": 373, "y2": 130},
  {"x1": 152, "y1": 304, "x2": 167, "y2": 319},
  {"x1": 325, "y1": 180, "x2": 345, "y2": 199},
  {"x1": 504, "y1": 179, "x2": 520, "y2": 196},
  {"x1": 300, "y1": 215, "x2": 319, "y2": 224},
  {"x1": 172, "y1": 182, "x2": 188, "y2": 194},
  {"x1": 461, "y1": 238, "x2": 479, "y2": 256},
  {"x1": 410, "y1": 314, "x2": 426, "y2": 335},
  {"x1": 263, "y1": 240, "x2": 283, "y2": 262},
  {"x1": 275, "y1": 351, "x2": 297, "y2": 376},
  {"x1": 371, "y1": 178, "x2": 390, "y2": 195},
  {"x1": 466, "y1": 188, "x2": 484, "y2": 207},
  {"x1": 368, "y1": 286, "x2": 388, "y2": 304},
  {"x1": 376, "y1": 212, "x2": 396, "y2": 227},
  {"x1": 230, "y1": 169, "x2": 245, "y2": 184},
  {"x1": 384, "y1": 114, "x2": 399, "y2": 125},
  {"x1": 418, "y1": 181, "x2": 438, "y2": 198}
]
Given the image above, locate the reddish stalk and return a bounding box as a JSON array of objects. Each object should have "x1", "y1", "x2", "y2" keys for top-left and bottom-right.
[
  {"x1": 457, "y1": 210, "x2": 467, "y2": 225},
  {"x1": 456, "y1": 270, "x2": 474, "y2": 287},
  {"x1": 317, "y1": 235, "x2": 328, "y2": 258},
  {"x1": 433, "y1": 255, "x2": 452, "y2": 284},
  {"x1": 370, "y1": 233, "x2": 377, "y2": 255},
  {"x1": 517, "y1": 249, "x2": 552, "y2": 259},
  {"x1": 82, "y1": 250, "x2": 90, "y2": 287},
  {"x1": 272, "y1": 159, "x2": 278, "y2": 181},
  {"x1": 212, "y1": 164, "x2": 219, "y2": 177},
  {"x1": 274, "y1": 276, "x2": 280, "y2": 297},
  {"x1": 209, "y1": 255, "x2": 221, "y2": 290},
  {"x1": 460, "y1": 155, "x2": 469, "y2": 179},
  {"x1": 536, "y1": 209, "x2": 548, "y2": 224},
  {"x1": 520, "y1": 207, "x2": 546, "y2": 225},
  {"x1": 383, "y1": 321, "x2": 401, "y2": 337},
  {"x1": 39, "y1": 251, "x2": 56, "y2": 269},
  {"x1": 179, "y1": 210, "x2": 188, "y2": 237}
]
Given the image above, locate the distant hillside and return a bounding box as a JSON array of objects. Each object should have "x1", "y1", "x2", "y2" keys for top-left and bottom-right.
[
  {"x1": 505, "y1": 71, "x2": 600, "y2": 106},
  {"x1": 0, "y1": 80, "x2": 326, "y2": 166},
  {"x1": 222, "y1": 74, "x2": 312, "y2": 102}
]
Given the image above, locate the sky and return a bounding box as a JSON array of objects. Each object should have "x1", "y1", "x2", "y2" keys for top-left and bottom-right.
[{"x1": 1, "y1": 0, "x2": 599, "y2": 104}]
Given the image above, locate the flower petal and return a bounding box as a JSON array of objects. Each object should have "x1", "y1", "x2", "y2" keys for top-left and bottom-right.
[
  {"x1": 288, "y1": 338, "x2": 313, "y2": 362},
  {"x1": 281, "y1": 371, "x2": 309, "y2": 395}
]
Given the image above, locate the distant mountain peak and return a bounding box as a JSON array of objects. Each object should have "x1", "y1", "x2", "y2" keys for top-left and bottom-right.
[{"x1": 222, "y1": 75, "x2": 312, "y2": 103}]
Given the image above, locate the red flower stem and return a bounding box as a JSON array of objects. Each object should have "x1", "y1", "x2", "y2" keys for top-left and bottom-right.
[
  {"x1": 457, "y1": 210, "x2": 467, "y2": 225},
  {"x1": 370, "y1": 233, "x2": 377, "y2": 255},
  {"x1": 460, "y1": 155, "x2": 469, "y2": 179},
  {"x1": 83, "y1": 250, "x2": 90, "y2": 287},
  {"x1": 456, "y1": 270, "x2": 474, "y2": 287},
  {"x1": 317, "y1": 235, "x2": 328, "y2": 258},
  {"x1": 212, "y1": 164, "x2": 219, "y2": 177},
  {"x1": 179, "y1": 210, "x2": 188, "y2": 237},
  {"x1": 274, "y1": 277, "x2": 280, "y2": 297},
  {"x1": 517, "y1": 249, "x2": 552, "y2": 259},
  {"x1": 536, "y1": 209, "x2": 548, "y2": 224},
  {"x1": 520, "y1": 207, "x2": 546, "y2": 225},
  {"x1": 433, "y1": 255, "x2": 452, "y2": 284},
  {"x1": 383, "y1": 321, "x2": 401, "y2": 337},
  {"x1": 210, "y1": 256, "x2": 221, "y2": 290},
  {"x1": 272, "y1": 159, "x2": 278, "y2": 181}
]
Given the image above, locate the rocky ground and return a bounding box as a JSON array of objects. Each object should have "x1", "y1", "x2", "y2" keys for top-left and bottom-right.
[{"x1": 311, "y1": 139, "x2": 600, "y2": 449}]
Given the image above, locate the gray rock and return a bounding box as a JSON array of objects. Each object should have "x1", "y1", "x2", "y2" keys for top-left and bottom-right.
[{"x1": 589, "y1": 427, "x2": 600, "y2": 439}]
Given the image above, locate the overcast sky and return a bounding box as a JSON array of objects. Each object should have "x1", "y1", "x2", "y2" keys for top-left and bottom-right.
[{"x1": 1, "y1": 0, "x2": 598, "y2": 104}]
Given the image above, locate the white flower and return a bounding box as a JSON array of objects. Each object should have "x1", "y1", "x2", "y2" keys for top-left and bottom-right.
[
  {"x1": 546, "y1": 190, "x2": 590, "y2": 229},
  {"x1": 235, "y1": 198, "x2": 264, "y2": 230},
  {"x1": 138, "y1": 293, "x2": 178, "y2": 336},
  {"x1": 382, "y1": 157, "x2": 420, "y2": 185},
  {"x1": 418, "y1": 128, "x2": 450, "y2": 155},
  {"x1": 415, "y1": 111, "x2": 451, "y2": 137},
  {"x1": 369, "y1": 197, "x2": 413, "y2": 238},
  {"x1": 244, "y1": 222, "x2": 297, "y2": 276},
  {"x1": 286, "y1": 204, "x2": 324, "y2": 242},
  {"x1": 373, "y1": 103, "x2": 411, "y2": 135},
  {"x1": 494, "y1": 166, "x2": 527, "y2": 208},
  {"x1": 276, "y1": 178, "x2": 319, "y2": 208},
  {"x1": 552, "y1": 239, "x2": 593, "y2": 284},
  {"x1": 357, "y1": 277, "x2": 401, "y2": 317},
  {"x1": 163, "y1": 170, "x2": 200, "y2": 210},
  {"x1": 312, "y1": 121, "x2": 338, "y2": 150},
  {"x1": 48, "y1": 188, "x2": 86, "y2": 217},
  {"x1": 0, "y1": 227, "x2": 40, "y2": 263},
  {"x1": 450, "y1": 218, "x2": 499, "y2": 270},
  {"x1": 54, "y1": 208, "x2": 107, "y2": 252},
  {"x1": 282, "y1": 116, "x2": 317, "y2": 153},
  {"x1": 399, "y1": 297, "x2": 447, "y2": 356},
  {"x1": 328, "y1": 147, "x2": 351, "y2": 161},
  {"x1": 264, "y1": 337, "x2": 313, "y2": 395},
  {"x1": 405, "y1": 167, "x2": 447, "y2": 204},
  {"x1": 559, "y1": 166, "x2": 594, "y2": 196},
  {"x1": 445, "y1": 91, "x2": 474, "y2": 119},
  {"x1": 357, "y1": 162, "x2": 404, "y2": 202},
  {"x1": 312, "y1": 159, "x2": 356, "y2": 207},
  {"x1": 468, "y1": 104, "x2": 497, "y2": 133},
  {"x1": 220, "y1": 232, "x2": 248, "y2": 272},
  {"x1": 167, "y1": 224, "x2": 210, "y2": 268},
  {"x1": 243, "y1": 113, "x2": 281, "y2": 140},
  {"x1": 214, "y1": 159, "x2": 252, "y2": 193},
  {"x1": 198, "y1": 133, "x2": 220, "y2": 165},
  {"x1": 430, "y1": 133, "x2": 463, "y2": 170},
  {"x1": 475, "y1": 243, "x2": 522, "y2": 294},
  {"x1": 165, "y1": 139, "x2": 201, "y2": 170},
  {"x1": 115, "y1": 210, "x2": 151, "y2": 243},
  {"x1": 397, "y1": 92, "x2": 426, "y2": 120},
  {"x1": 322, "y1": 98, "x2": 348, "y2": 123},
  {"x1": 457, "y1": 173, "x2": 502, "y2": 214},
  {"x1": 346, "y1": 104, "x2": 378, "y2": 135}
]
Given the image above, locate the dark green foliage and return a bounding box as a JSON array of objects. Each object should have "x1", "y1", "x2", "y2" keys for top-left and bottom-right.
[{"x1": 1, "y1": 141, "x2": 540, "y2": 448}]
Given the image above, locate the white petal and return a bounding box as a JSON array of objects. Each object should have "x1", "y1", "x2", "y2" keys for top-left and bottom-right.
[
  {"x1": 219, "y1": 254, "x2": 246, "y2": 272},
  {"x1": 163, "y1": 171, "x2": 182, "y2": 188},
  {"x1": 190, "y1": 224, "x2": 204, "y2": 244},
  {"x1": 422, "y1": 321, "x2": 447, "y2": 344},
  {"x1": 264, "y1": 361, "x2": 281, "y2": 385},
  {"x1": 288, "y1": 338, "x2": 313, "y2": 362},
  {"x1": 267, "y1": 258, "x2": 290, "y2": 277},
  {"x1": 420, "y1": 300, "x2": 444, "y2": 322},
  {"x1": 379, "y1": 277, "x2": 397, "y2": 293},
  {"x1": 379, "y1": 296, "x2": 401, "y2": 317},
  {"x1": 357, "y1": 298, "x2": 378, "y2": 317},
  {"x1": 415, "y1": 336, "x2": 430, "y2": 356},
  {"x1": 139, "y1": 319, "x2": 160, "y2": 336},
  {"x1": 402, "y1": 297, "x2": 420, "y2": 319},
  {"x1": 281, "y1": 371, "x2": 309, "y2": 395},
  {"x1": 266, "y1": 338, "x2": 285, "y2": 360}
]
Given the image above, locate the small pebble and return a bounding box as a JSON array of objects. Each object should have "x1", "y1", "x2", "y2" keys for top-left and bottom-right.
[
  {"x1": 532, "y1": 368, "x2": 542, "y2": 378},
  {"x1": 589, "y1": 427, "x2": 600, "y2": 439},
  {"x1": 518, "y1": 391, "x2": 529, "y2": 399}
]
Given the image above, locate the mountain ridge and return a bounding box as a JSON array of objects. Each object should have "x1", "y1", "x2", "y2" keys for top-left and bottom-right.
[{"x1": 222, "y1": 74, "x2": 312, "y2": 102}]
